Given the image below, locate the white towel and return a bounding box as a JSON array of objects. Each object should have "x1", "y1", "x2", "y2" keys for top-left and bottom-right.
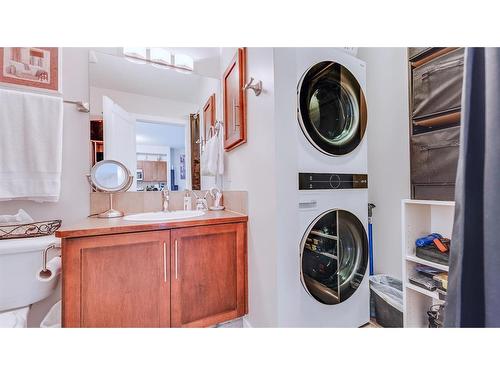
[
  {"x1": 202, "y1": 125, "x2": 224, "y2": 176},
  {"x1": 0, "y1": 209, "x2": 33, "y2": 224},
  {"x1": 0, "y1": 89, "x2": 63, "y2": 202}
]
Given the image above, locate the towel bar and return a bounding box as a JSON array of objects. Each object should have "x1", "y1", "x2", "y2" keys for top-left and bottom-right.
[{"x1": 63, "y1": 100, "x2": 90, "y2": 113}]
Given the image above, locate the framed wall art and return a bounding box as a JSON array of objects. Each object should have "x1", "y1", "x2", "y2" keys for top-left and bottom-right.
[
  {"x1": 0, "y1": 47, "x2": 60, "y2": 92},
  {"x1": 223, "y1": 47, "x2": 246, "y2": 151}
]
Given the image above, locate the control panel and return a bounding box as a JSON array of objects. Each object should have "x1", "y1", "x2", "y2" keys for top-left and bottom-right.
[{"x1": 298, "y1": 173, "x2": 368, "y2": 190}]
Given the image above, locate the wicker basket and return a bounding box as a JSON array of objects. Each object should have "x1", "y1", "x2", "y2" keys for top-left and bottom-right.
[{"x1": 0, "y1": 219, "x2": 62, "y2": 240}]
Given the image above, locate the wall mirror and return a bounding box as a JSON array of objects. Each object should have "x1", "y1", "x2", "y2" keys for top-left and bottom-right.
[{"x1": 88, "y1": 48, "x2": 226, "y2": 192}]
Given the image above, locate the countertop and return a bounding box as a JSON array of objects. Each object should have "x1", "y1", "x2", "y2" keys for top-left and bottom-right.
[{"x1": 56, "y1": 210, "x2": 248, "y2": 239}]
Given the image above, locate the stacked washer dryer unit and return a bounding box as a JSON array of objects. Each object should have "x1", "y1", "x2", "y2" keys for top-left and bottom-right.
[{"x1": 295, "y1": 48, "x2": 369, "y2": 327}]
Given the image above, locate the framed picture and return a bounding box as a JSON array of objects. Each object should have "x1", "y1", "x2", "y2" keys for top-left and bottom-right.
[
  {"x1": 180, "y1": 154, "x2": 186, "y2": 180},
  {"x1": 0, "y1": 47, "x2": 60, "y2": 92},
  {"x1": 223, "y1": 47, "x2": 246, "y2": 151}
]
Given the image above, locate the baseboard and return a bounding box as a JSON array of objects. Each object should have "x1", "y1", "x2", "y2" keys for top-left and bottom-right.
[{"x1": 242, "y1": 316, "x2": 252, "y2": 328}]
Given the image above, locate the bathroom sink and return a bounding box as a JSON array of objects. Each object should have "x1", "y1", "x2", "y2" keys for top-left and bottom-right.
[{"x1": 123, "y1": 210, "x2": 205, "y2": 222}]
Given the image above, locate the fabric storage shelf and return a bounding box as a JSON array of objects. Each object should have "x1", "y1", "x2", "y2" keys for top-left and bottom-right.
[
  {"x1": 408, "y1": 47, "x2": 464, "y2": 201},
  {"x1": 401, "y1": 199, "x2": 454, "y2": 328},
  {"x1": 410, "y1": 126, "x2": 460, "y2": 201},
  {"x1": 412, "y1": 184, "x2": 456, "y2": 202},
  {"x1": 408, "y1": 47, "x2": 433, "y2": 61},
  {"x1": 412, "y1": 48, "x2": 465, "y2": 119}
]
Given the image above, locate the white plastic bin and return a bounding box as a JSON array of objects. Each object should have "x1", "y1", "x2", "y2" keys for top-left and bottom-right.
[{"x1": 369, "y1": 275, "x2": 403, "y2": 328}]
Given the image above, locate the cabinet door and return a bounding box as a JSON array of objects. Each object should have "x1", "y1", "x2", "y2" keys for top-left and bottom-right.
[
  {"x1": 156, "y1": 161, "x2": 167, "y2": 182},
  {"x1": 170, "y1": 223, "x2": 247, "y2": 327},
  {"x1": 142, "y1": 160, "x2": 157, "y2": 181},
  {"x1": 62, "y1": 231, "x2": 171, "y2": 328}
]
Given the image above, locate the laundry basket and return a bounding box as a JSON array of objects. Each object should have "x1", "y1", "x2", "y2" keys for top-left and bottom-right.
[{"x1": 369, "y1": 275, "x2": 403, "y2": 328}]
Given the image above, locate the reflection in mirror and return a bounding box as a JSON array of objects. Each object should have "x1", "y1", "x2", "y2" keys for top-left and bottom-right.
[
  {"x1": 94, "y1": 162, "x2": 127, "y2": 190},
  {"x1": 89, "y1": 48, "x2": 222, "y2": 192}
]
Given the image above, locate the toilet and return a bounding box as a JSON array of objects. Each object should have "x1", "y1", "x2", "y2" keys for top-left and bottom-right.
[{"x1": 0, "y1": 235, "x2": 61, "y2": 328}]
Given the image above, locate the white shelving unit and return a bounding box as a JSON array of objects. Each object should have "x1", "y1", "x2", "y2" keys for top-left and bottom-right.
[{"x1": 401, "y1": 199, "x2": 454, "y2": 327}]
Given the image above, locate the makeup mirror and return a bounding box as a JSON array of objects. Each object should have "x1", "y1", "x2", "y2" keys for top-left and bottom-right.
[{"x1": 87, "y1": 159, "x2": 133, "y2": 218}]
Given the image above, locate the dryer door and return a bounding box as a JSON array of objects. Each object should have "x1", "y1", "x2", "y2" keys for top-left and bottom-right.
[
  {"x1": 300, "y1": 209, "x2": 368, "y2": 305},
  {"x1": 298, "y1": 61, "x2": 367, "y2": 156}
]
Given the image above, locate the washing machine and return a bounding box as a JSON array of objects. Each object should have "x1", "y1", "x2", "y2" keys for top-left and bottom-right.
[
  {"x1": 296, "y1": 48, "x2": 367, "y2": 173},
  {"x1": 279, "y1": 49, "x2": 369, "y2": 327},
  {"x1": 292, "y1": 172, "x2": 369, "y2": 327}
]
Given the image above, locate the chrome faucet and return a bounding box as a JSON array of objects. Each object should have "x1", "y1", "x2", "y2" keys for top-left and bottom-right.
[{"x1": 162, "y1": 189, "x2": 170, "y2": 212}]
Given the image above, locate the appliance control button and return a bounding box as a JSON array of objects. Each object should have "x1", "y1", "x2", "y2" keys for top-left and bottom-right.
[{"x1": 329, "y1": 174, "x2": 341, "y2": 189}]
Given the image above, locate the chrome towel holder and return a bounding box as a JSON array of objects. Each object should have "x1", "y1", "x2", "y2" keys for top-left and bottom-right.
[
  {"x1": 244, "y1": 77, "x2": 262, "y2": 96},
  {"x1": 63, "y1": 100, "x2": 90, "y2": 113},
  {"x1": 39, "y1": 243, "x2": 61, "y2": 279}
]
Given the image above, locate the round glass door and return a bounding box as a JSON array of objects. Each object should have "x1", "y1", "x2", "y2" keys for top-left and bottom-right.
[
  {"x1": 298, "y1": 61, "x2": 367, "y2": 156},
  {"x1": 300, "y1": 209, "x2": 368, "y2": 305}
]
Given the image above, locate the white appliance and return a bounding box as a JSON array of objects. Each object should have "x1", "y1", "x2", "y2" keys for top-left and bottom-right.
[
  {"x1": 296, "y1": 48, "x2": 368, "y2": 173},
  {"x1": 0, "y1": 235, "x2": 61, "y2": 327},
  {"x1": 297, "y1": 176, "x2": 369, "y2": 327},
  {"x1": 273, "y1": 48, "x2": 369, "y2": 327}
]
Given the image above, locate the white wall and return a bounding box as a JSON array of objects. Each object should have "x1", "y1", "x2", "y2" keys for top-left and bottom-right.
[
  {"x1": 222, "y1": 48, "x2": 279, "y2": 327},
  {"x1": 90, "y1": 86, "x2": 197, "y2": 124},
  {"x1": 357, "y1": 48, "x2": 410, "y2": 279},
  {"x1": 0, "y1": 48, "x2": 90, "y2": 225}
]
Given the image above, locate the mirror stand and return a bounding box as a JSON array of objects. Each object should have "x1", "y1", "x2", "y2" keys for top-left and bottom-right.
[{"x1": 98, "y1": 193, "x2": 124, "y2": 218}]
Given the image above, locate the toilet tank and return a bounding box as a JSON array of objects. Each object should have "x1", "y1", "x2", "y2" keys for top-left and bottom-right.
[{"x1": 0, "y1": 235, "x2": 61, "y2": 311}]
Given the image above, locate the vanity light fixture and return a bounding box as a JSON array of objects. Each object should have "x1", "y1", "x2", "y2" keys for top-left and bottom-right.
[
  {"x1": 172, "y1": 53, "x2": 194, "y2": 73},
  {"x1": 123, "y1": 47, "x2": 148, "y2": 64},
  {"x1": 122, "y1": 47, "x2": 194, "y2": 73},
  {"x1": 150, "y1": 48, "x2": 173, "y2": 69}
]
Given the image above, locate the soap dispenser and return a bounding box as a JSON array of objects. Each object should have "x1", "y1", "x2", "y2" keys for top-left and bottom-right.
[{"x1": 183, "y1": 190, "x2": 192, "y2": 210}]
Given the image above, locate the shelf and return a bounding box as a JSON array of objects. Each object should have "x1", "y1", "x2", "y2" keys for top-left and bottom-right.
[
  {"x1": 304, "y1": 246, "x2": 337, "y2": 260},
  {"x1": 402, "y1": 199, "x2": 455, "y2": 207},
  {"x1": 406, "y1": 255, "x2": 449, "y2": 272},
  {"x1": 406, "y1": 283, "x2": 443, "y2": 300},
  {"x1": 310, "y1": 230, "x2": 338, "y2": 240},
  {"x1": 402, "y1": 199, "x2": 453, "y2": 327}
]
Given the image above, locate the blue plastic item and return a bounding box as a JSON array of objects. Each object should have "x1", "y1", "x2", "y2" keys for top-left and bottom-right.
[
  {"x1": 415, "y1": 233, "x2": 442, "y2": 248},
  {"x1": 368, "y1": 221, "x2": 374, "y2": 276},
  {"x1": 368, "y1": 204, "x2": 376, "y2": 276}
]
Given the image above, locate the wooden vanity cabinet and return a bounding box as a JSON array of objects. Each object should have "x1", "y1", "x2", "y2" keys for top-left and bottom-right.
[
  {"x1": 63, "y1": 231, "x2": 171, "y2": 328},
  {"x1": 170, "y1": 223, "x2": 247, "y2": 327},
  {"x1": 61, "y1": 222, "x2": 247, "y2": 328}
]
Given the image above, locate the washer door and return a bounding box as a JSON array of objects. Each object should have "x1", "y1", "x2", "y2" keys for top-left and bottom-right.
[
  {"x1": 298, "y1": 61, "x2": 367, "y2": 156},
  {"x1": 300, "y1": 209, "x2": 368, "y2": 305}
]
